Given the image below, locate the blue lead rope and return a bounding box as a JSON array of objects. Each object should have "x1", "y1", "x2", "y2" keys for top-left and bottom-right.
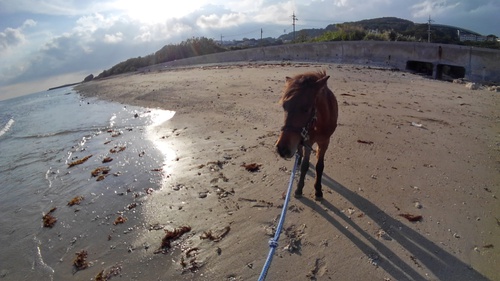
[{"x1": 258, "y1": 153, "x2": 300, "y2": 281}]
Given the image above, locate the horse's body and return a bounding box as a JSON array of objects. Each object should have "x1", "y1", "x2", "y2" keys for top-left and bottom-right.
[{"x1": 276, "y1": 71, "x2": 338, "y2": 200}]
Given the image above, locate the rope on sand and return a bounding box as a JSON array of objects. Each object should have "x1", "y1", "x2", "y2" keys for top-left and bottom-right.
[{"x1": 258, "y1": 153, "x2": 300, "y2": 281}]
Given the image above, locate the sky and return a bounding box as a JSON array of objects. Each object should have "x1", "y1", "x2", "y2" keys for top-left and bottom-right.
[{"x1": 0, "y1": 0, "x2": 498, "y2": 100}]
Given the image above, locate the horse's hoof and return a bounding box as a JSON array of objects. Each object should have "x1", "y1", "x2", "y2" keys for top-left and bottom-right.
[
  {"x1": 314, "y1": 192, "x2": 323, "y2": 201},
  {"x1": 294, "y1": 192, "x2": 303, "y2": 198}
]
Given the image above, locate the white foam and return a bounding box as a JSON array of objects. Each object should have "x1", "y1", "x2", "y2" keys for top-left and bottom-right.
[{"x1": 0, "y1": 118, "x2": 14, "y2": 137}]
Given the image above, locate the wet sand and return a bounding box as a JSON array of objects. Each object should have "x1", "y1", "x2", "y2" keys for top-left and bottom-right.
[{"x1": 75, "y1": 62, "x2": 499, "y2": 280}]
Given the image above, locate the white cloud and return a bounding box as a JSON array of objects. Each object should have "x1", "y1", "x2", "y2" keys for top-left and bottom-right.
[
  {"x1": 0, "y1": 19, "x2": 37, "y2": 53},
  {"x1": 0, "y1": 28, "x2": 25, "y2": 51},
  {"x1": 104, "y1": 32, "x2": 124, "y2": 43},
  {"x1": 411, "y1": 0, "x2": 460, "y2": 17},
  {"x1": 22, "y1": 19, "x2": 37, "y2": 28},
  {"x1": 197, "y1": 13, "x2": 247, "y2": 29}
]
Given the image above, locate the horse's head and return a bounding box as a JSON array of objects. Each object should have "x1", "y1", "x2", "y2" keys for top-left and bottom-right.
[{"x1": 276, "y1": 72, "x2": 330, "y2": 158}]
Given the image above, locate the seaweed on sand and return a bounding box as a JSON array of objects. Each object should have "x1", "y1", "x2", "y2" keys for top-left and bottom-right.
[
  {"x1": 67, "y1": 196, "x2": 84, "y2": 206},
  {"x1": 42, "y1": 207, "x2": 57, "y2": 228},
  {"x1": 95, "y1": 264, "x2": 121, "y2": 281},
  {"x1": 241, "y1": 163, "x2": 262, "y2": 172},
  {"x1": 91, "y1": 167, "x2": 110, "y2": 177},
  {"x1": 399, "y1": 213, "x2": 423, "y2": 222},
  {"x1": 113, "y1": 216, "x2": 127, "y2": 225},
  {"x1": 200, "y1": 226, "x2": 231, "y2": 242},
  {"x1": 73, "y1": 250, "x2": 89, "y2": 271},
  {"x1": 154, "y1": 226, "x2": 191, "y2": 254},
  {"x1": 68, "y1": 155, "x2": 93, "y2": 168}
]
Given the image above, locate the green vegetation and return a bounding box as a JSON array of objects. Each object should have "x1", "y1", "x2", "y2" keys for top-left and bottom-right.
[{"x1": 96, "y1": 37, "x2": 225, "y2": 79}]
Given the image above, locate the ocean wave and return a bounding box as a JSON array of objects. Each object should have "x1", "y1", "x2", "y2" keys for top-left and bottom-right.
[
  {"x1": 14, "y1": 125, "x2": 106, "y2": 139},
  {"x1": 0, "y1": 118, "x2": 14, "y2": 137}
]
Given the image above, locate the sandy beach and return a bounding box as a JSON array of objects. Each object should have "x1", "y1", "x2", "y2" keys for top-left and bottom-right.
[{"x1": 74, "y1": 62, "x2": 499, "y2": 281}]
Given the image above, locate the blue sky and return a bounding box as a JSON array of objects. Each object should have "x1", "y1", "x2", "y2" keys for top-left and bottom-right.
[{"x1": 0, "y1": 0, "x2": 498, "y2": 100}]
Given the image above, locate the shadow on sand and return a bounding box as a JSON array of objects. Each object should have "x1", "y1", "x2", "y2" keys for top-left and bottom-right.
[{"x1": 298, "y1": 169, "x2": 489, "y2": 281}]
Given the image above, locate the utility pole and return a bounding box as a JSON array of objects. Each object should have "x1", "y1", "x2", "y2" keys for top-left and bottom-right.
[
  {"x1": 220, "y1": 34, "x2": 224, "y2": 45},
  {"x1": 292, "y1": 12, "x2": 298, "y2": 42},
  {"x1": 261, "y1": 28, "x2": 263, "y2": 40},
  {"x1": 427, "y1": 15, "x2": 434, "y2": 43}
]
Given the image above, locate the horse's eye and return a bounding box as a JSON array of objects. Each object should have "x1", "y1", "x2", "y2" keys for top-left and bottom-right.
[{"x1": 302, "y1": 107, "x2": 310, "y2": 113}]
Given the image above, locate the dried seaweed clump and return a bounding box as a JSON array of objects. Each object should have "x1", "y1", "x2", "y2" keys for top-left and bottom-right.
[
  {"x1": 67, "y1": 196, "x2": 84, "y2": 206},
  {"x1": 200, "y1": 226, "x2": 231, "y2": 242},
  {"x1": 113, "y1": 216, "x2": 127, "y2": 225},
  {"x1": 68, "y1": 155, "x2": 93, "y2": 168},
  {"x1": 241, "y1": 163, "x2": 262, "y2": 172},
  {"x1": 73, "y1": 250, "x2": 89, "y2": 271},
  {"x1": 154, "y1": 226, "x2": 191, "y2": 254},
  {"x1": 42, "y1": 207, "x2": 57, "y2": 228}
]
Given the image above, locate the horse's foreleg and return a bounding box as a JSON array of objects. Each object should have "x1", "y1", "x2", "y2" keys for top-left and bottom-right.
[
  {"x1": 314, "y1": 142, "x2": 329, "y2": 200},
  {"x1": 295, "y1": 146, "x2": 311, "y2": 198}
]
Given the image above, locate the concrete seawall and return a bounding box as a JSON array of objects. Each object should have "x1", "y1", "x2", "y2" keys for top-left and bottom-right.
[{"x1": 158, "y1": 41, "x2": 500, "y2": 83}]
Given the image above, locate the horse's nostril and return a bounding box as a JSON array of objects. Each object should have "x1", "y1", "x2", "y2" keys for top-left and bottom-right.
[{"x1": 277, "y1": 145, "x2": 290, "y2": 158}]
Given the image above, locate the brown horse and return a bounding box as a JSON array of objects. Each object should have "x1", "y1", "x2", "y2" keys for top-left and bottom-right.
[{"x1": 276, "y1": 70, "x2": 338, "y2": 200}]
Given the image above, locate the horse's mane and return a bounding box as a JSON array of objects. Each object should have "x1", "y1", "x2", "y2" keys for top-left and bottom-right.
[{"x1": 280, "y1": 70, "x2": 327, "y2": 104}]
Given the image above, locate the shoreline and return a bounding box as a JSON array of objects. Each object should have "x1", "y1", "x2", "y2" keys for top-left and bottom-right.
[{"x1": 74, "y1": 63, "x2": 499, "y2": 280}]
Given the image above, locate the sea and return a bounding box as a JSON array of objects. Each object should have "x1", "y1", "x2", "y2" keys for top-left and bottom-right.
[{"x1": 0, "y1": 87, "x2": 175, "y2": 280}]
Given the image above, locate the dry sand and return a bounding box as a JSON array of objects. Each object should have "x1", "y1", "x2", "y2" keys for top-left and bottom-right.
[{"x1": 75, "y1": 62, "x2": 499, "y2": 281}]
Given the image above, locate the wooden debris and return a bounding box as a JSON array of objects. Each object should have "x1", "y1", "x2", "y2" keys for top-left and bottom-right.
[
  {"x1": 73, "y1": 250, "x2": 89, "y2": 271},
  {"x1": 200, "y1": 226, "x2": 230, "y2": 242},
  {"x1": 68, "y1": 155, "x2": 92, "y2": 168},
  {"x1": 67, "y1": 196, "x2": 84, "y2": 206},
  {"x1": 113, "y1": 216, "x2": 127, "y2": 225},
  {"x1": 399, "y1": 213, "x2": 423, "y2": 222},
  {"x1": 42, "y1": 207, "x2": 57, "y2": 228},
  {"x1": 357, "y1": 140, "x2": 374, "y2": 145},
  {"x1": 241, "y1": 163, "x2": 262, "y2": 172},
  {"x1": 154, "y1": 226, "x2": 191, "y2": 254}
]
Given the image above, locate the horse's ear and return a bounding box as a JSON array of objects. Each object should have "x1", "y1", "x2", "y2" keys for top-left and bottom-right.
[
  {"x1": 285, "y1": 76, "x2": 293, "y2": 82},
  {"x1": 316, "y1": 75, "x2": 330, "y2": 87}
]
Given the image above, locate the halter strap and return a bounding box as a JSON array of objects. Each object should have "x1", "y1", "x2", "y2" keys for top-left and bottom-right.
[{"x1": 281, "y1": 109, "x2": 317, "y2": 142}]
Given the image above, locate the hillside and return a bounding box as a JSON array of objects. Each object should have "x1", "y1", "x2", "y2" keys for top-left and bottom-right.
[{"x1": 279, "y1": 17, "x2": 487, "y2": 44}]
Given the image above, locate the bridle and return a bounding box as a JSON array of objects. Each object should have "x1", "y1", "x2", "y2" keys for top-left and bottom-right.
[{"x1": 280, "y1": 107, "x2": 317, "y2": 143}]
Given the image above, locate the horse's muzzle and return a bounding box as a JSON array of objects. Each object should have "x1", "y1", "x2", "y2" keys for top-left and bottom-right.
[{"x1": 276, "y1": 143, "x2": 295, "y2": 159}]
